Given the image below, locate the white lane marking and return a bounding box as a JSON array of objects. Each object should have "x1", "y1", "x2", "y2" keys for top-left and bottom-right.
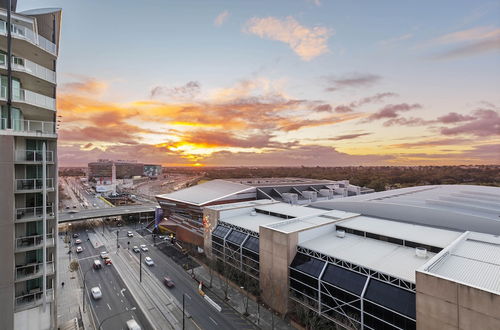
[
  {"x1": 185, "y1": 293, "x2": 192, "y2": 300},
  {"x1": 107, "y1": 303, "x2": 111, "y2": 311},
  {"x1": 120, "y1": 288, "x2": 127, "y2": 296},
  {"x1": 209, "y1": 317, "x2": 218, "y2": 325},
  {"x1": 121, "y1": 299, "x2": 124, "y2": 303},
  {"x1": 98, "y1": 284, "x2": 102, "y2": 290}
]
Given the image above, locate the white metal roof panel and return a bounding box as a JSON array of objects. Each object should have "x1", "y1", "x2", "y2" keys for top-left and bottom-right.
[
  {"x1": 300, "y1": 232, "x2": 435, "y2": 282},
  {"x1": 156, "y1": 179, "x2": 255, "y2": 206},
  {"x1": 338, "y1": 216, "x2": 462, "y2": 248}
]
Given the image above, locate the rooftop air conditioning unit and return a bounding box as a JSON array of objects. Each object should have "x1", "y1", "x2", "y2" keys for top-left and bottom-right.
[
  {"x1": 250, "y1": 210, "x2": 257, "y2": 216},
  {"x1": 415, "y1": 247, "x2": 428, "y2": 258},
  {"x1": 336, "y1": 229, "x2": 345, "y2": 238}
]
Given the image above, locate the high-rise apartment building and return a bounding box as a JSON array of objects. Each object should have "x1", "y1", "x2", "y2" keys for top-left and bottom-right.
[{"x1": 0, "y1": 1, "x2": 61, "y2": 329}]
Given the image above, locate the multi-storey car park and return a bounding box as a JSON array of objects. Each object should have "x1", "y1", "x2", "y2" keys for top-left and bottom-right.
[
  {"x1": 202, "y1": 185, "x2": 500, "y2": 330},
  {"x1": 0, "y1": 1, "x2": 61, "y2": 329}
]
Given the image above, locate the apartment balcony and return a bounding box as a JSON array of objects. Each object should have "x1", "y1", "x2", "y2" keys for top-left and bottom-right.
[
  {"x1": 15, "y1": 178, "x2": 54, "y2": 193},
  {"x1": 15, "y1": 288, "x2": 54, "y2": 310},
  {"x1": 1, "y1": 118, "x2": 56, "y2": 138},
  {"x1": 15, "y1": 149, "x2": 54, "y2": 163},
  {"x1": 15, "y1": 204, "x2": 55, "y2": 222},
  {"x1": 15, "y1": 261, "x2": 55, "y2": 282},
  {"x1": 1, "y1": 85, "x2": 56, "y2": 111},
  {"x1": 15, "y1": 233, "x2": 55, "y2": 252},
  {"x1": 0, "y1": 19, "x2": 57, "y2": 56},
  {"x1": 0, "y1": 53, "x2": 56, "y2": 84}
]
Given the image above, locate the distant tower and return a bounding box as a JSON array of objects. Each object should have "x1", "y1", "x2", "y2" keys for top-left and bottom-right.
[{"x1": 112, "y1": 162, "x2": 117, "y2": 194}]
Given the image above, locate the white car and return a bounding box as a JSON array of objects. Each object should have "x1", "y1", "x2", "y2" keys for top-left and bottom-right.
[
  {"x1": 127, "y1": 231, "x2": 134, "y2": 237},
  {"x1": 132, "y1": 246, "x2": 140, "y2": 253},
  {"x1": 126, "y1": 319, "x2": 141, "y2": 330},
  {"x1": 100, "y1": 251, "x2": 109, "y2": 259},
  {"x1": 75, "y1": 239, "x2": 82, "y2": 244},
  {"x1": 140, "y1": 244, "x2": 148, "y2": 252},
  {"x1": 91, "y1": 287, "x2": 102, "y2": 300},
  {"x1": 144, "y1": 257, "x2": 154, "y2": 266},
  {"x1": 76, "y1": 246, "x2": 83, "y2": 253}
]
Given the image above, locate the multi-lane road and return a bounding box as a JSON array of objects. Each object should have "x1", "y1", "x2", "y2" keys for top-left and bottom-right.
[{"x1": 71, "y1": 229, "x2": 150, "y2": 330}]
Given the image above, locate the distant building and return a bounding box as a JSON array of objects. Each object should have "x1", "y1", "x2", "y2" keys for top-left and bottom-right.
[
  {"x1": 155, "y1": 178, "x2": 372, "y2": 247},
  {"x1": 203, "y1": 184, "x2": 500, "y2": 330},
  {"x1": 88, "y1": 159, "x2": 145, "y2": 180}
]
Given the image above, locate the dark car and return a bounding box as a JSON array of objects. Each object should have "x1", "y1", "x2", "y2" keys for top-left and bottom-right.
[
  {"x1": 72, "y1": 233, "x2": 79, "y2": 238},
  {"x1": 163, "y1": 277, "x2": 174, "y2": 288}
]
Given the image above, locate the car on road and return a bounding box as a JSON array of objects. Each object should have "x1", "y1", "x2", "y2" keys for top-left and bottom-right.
[
  {"x1": 92, "y1": 203, "x2": 97, "y2": 207},
  {"x1": 104, "y1": 258, "x2": 112, "y2": 265},
  {"x1": 127, "y1": 231, "x2": 134, "y2": 237},
  {"x1": 163, "y1": 276, "x2": 174, "y2": 288},
  {"x1": 75, "y1": 239, "x2": 82, "y2": 244},
  {"x1": 132, "y1": 246, "x2": 140, "y2": 253},
  {"x1": 90, "y1": 287, "x2": 102, "y2": 300},
  {"x1": 76, "y1": 246, "x2": 83, "y2": 253},
  {"x1": 144, "y1": 257, "x2": 154, "y2": 266},
  {"x1": 72, "y1": 233, "x2": 79, "y2": 238},
  {"x1": 72, "y1": 205, "x2": 77, "y2": 209},
  {"x1": 140, "y1": 244, "x2": 148, "y2": 252},
  {"x1": 65, "y1": 206, "x2": 69, "y2": 210},
  {"x1": 68, "y1": 209, "x2": 79, "y2": 214},
  {"x1": 93, "y1": 260, "x2": 102, "y2": 269},
  {"x1": 126, "y1": 319, "x2": 141, "y2": 330},
  {"x1": 117, "y1": 222, "x2": 123, "y2": 227},
  {"x1": 100, "y1": 251, "x2": 109, "y2": 259}
]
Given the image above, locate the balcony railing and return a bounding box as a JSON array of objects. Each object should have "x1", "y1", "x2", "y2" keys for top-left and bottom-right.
[
  {"x1": 15, "y1": 261, "x2": 54, "y2": 281},
  {"x1": 15, "y1": 178, "x2": 54, "y2": 191},
  {"x1": 0, "y1": 118, "x2": 56, "y2": 135},
  {"x1": 0, "y1": 53, "x2": 56, "y2": 84},
  {"x1": 15, "y1": 150, "x2": 54, "y2": 162},
  {"x1": 15, "y1": 233, "x2": 54, "y2": 250},
  {"x1": 16, "y1": 204, "x2": 55, "y2": 221},
  {"x1": 1, "y1": 85, "x2": 56, "y2": 111},
  {"x1": 0, "y1": 20, "x2": 57, "y2": 56},
  {"x1": 15, "y1": 288, "x2": 54, "y2": 309}
]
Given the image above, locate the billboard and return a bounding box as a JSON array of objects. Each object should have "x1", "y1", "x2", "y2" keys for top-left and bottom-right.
[{"x1": 143, "y1": 164, "x2": 162, "y2": 178}]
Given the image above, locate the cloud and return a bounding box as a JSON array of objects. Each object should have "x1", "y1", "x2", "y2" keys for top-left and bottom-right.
[
  {"x1": 61, "y1": 77, "x2": 107, "y2": 95},
  {"x1": 363, "y1": 103, "x2": 422, "y2": 122},
  {"x1": 334, "y1": 92, "x2": 397, "y2": 113},
  {"x1": 329, "y1": 133, "x2": 372, "y2": 140},
  {"x1": 391, "y1": 138, "x2": 470, "y2": 148},
  {"x1": 306, "y1": 0, "x2": 321, "y2": 6},
  {"x1": 203, "y1": 145, "x2": 393, "y2": 167},
  {"x1": 440, "y1": 109, "x2": 500, "y2": 136},
  {"x1": 150, "y1": 81, "x2": 201, "y2": 100},
  {"x1": 244, "y1": 16, "x2": 332, "y2": 61},
  {"x1": 313, "y1": 104, "x2": 332, "y2": 112},
  {"x1": 429, "y1": 26, "x2": 500, "y2": 59},
  {"x1": 324, "y1": 73, "x2": 381, "y2": 92},
  {"x1": 214, "y1": 10, "x2": 230, "y2": 26},
  {"x1": 383, "y1": 117, "x2": 431, "y2": 127},
  {"x1": 436, "y1": 112, "x2": 475, "y2": 123}
]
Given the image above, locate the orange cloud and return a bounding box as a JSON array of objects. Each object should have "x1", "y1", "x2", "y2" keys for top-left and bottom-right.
[{"x1": 244, "y1": 16, "x2": 332, "y2": 61}]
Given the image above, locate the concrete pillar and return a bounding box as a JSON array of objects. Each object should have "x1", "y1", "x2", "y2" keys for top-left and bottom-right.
[{"x1": 259, "y1": 226, "x2": 298, "y2": 316}]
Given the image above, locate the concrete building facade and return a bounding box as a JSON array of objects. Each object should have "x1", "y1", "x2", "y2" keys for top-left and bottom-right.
[{"x1": 0, "y1": 1, "x2": 61, "y2": 329}]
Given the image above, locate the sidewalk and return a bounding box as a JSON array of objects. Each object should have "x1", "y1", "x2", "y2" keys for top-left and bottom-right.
[
  {"x1": 193, "y1": 262, "x2": 292, "y2": 330},
  {"x1": 99, "y1": 228, "x2": 192, "y2": 330},
  {"x1": 56, "y1": 233, "x2": 95, "y2": 329}
]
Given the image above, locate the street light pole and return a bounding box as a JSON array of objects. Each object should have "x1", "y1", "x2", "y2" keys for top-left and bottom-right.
[
  {"x1": 116, "y1": 230, "x2": 119, "y2": 248},
  {"x1": 182, "y1": 293, "x2": 185, "y2": 330},
  {"x1": 98, "y1": 307, "x2": 136, "y2": 329}
]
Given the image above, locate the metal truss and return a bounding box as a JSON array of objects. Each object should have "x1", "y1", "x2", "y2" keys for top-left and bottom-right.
[{"x1": 296, "y1": 246, "x2": 416, "y2": 291}]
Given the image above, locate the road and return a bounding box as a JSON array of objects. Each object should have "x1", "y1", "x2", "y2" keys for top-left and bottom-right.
[
  {"x1": 72, "y1": 228, "x2": 151, "y2": 330},
  {"x1": 114, "y1": 225, "x2": 257, "y2": 330}
]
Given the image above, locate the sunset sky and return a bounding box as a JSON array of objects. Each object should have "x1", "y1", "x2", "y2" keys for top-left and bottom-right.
[{"x1": 20, "y1": 0, "x2": 500, "y2": 166}]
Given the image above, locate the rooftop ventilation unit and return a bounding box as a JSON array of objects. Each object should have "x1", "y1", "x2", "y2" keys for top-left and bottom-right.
[
  {"x1": 336, "y1": 229, "x2": 345, "y2": 238},
  {"x1": 250, "y1": 210, "x2": 257, "y2": 216},
  {"x1": 282, "y1": 193, "x2": 298, "y2": 204},
  {"x1": 415, "y1": 247, "x2": 428, "y2": 258}
]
